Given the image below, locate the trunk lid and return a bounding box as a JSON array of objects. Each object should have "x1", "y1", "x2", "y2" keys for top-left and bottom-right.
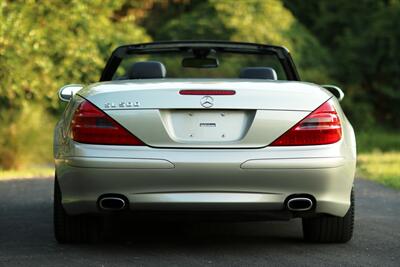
[{"x1": 78, "y1": 79, "x2": 331, "y2": 148}]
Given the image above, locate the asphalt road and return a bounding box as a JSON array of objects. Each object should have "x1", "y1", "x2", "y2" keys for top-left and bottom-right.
[{"x1": 0, "y1": 178, "x2": 399, "y2": 267}]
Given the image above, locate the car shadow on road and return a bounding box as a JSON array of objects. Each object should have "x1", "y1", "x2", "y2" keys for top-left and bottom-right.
[
  {"x1": 98, "y1": 216, "x2": 304, "y2": 246},
  {"x1": 0, "y1": 178, "x2": 308, "y2": 250}
]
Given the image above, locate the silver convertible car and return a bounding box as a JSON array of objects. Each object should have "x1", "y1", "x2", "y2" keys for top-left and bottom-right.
[{"x1": 54, "y1": 41, "x2": 356, "y2": 243}]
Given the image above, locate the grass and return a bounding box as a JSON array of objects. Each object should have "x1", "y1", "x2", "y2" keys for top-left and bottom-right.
[
  {"x1": 357, "y1": 152, "x2": 400, "y2": 189},
  {"x1": 355, "y1": 130, "x2": 400, "y2": 189},
  {"x1": 0, "y1": 166, "x2": 53, "y2": 181}
]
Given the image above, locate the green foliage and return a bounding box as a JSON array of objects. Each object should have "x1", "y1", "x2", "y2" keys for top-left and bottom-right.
[
  {"x1": 0, "y1": 0, "x2": 150, "y2": 169},
  {"x1": 155, "y1": 1, "x2": 232, "y2": 40},
  {"x1": 149, "y1": 0, "x2": 331, "y2": 84},
  {"x1": 358, "y1": 152, "x2": 400, "y2": 189},
  {"x1": 356, "y1": 131, "x2": 400, "y2": 153},
  {"x1": 0, "y1": 0, "x2": 150, "y2": 108},
  {"x1": 0, "y1": 104, "x2": 54, "y2": 169},
  {"x1": 284, "y1": 0, "x2": 400, "y2": 130}
]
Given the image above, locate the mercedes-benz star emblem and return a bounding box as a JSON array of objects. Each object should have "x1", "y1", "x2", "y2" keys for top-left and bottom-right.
[{"x1": 200, "y1": 96, "x2": 214, "y2": 108}]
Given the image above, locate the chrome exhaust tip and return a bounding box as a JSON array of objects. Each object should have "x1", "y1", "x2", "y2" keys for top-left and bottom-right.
[
  {"x1": 287, "y1": 197, "x2": 313, "y2": 211},
  {"x1": 99, "y1": 197, "x2": 126, "y2": 211}
]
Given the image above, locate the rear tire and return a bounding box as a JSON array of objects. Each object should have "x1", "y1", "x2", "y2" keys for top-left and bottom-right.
[
  {"x1": 302, "y1": 188, "x2": 354, "y2": 243},
  {"x1": 54, "y1": 177, "x2": 102, "y2": 243}
]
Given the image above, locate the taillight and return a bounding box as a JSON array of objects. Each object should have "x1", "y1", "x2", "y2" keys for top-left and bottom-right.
[
  {"x1": 270, "y1": 99, "x2": 342, "y2": 146},
  {"x1": 70, "y1": 100, "x2": 145, "y2": 145}
]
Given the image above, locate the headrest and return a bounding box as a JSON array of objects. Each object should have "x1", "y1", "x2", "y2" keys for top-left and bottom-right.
[
  {"x1": 239, "y1": 67, "x2": 278, "y2": 80},
  {"x1": 128, "y1": 61, "x2": 166, "y2": 79}
]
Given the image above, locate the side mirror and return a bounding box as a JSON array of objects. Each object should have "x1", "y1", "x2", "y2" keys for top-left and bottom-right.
[
  {"x1": 321, "y1": 85, "x2": 344, "y2": 102},
  {"x1": 58, "y1": 84, "x2": 83, "y2": 102}
]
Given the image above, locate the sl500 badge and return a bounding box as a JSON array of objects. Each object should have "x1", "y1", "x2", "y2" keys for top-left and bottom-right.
[{"x1": 104, "y1": 101, "x2": 140, "y2": 108}]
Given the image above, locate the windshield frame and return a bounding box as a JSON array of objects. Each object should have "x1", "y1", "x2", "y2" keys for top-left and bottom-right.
[{"x1": 99, "y1": 41, "x2": 300, "y2": 82}]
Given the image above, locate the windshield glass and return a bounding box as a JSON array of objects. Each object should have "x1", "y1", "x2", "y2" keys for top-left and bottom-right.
[{"x1": 113, "y1": 51, "x2": 287, "y2": 80}]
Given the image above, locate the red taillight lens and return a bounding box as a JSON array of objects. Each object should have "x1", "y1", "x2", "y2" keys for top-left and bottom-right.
[
  {"x1": 270, "y1": 99, "x2": 342, "y2": 146},
  {"x1": 71, "y1": 100, "x2": 145, "y2": 145}
]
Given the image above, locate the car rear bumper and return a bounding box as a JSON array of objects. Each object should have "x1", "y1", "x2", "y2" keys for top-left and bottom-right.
[{"x1": 55, "y1": 142, "x2": 356, "y2": 217}]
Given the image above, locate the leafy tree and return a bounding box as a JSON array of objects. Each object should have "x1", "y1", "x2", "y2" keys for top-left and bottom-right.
[
  {"x1": 143, "y1": 0, "x2": 332, "y2": 83},
  {"x1": 0, "y1": 0, "x2": 149, "y2": 108},
  {"x1": 0, "y1": 0, "x2": 150, "y2": 169},
  {"x1": 284, "y1": 0, "x2": 400, "y2": 129}
]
